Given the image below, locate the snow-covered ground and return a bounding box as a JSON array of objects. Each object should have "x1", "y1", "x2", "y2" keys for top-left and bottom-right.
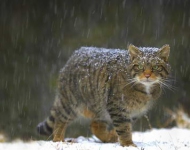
[{"x1": 0, "y1": 128, "x2": 190, "y2": 150}]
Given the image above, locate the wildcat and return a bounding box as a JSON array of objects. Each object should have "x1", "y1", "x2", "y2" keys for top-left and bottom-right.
[{"x1": 37, "y1": 44, "x2": 171, "y2": 147}]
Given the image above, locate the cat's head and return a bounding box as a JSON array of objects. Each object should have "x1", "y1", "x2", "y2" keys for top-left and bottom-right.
[{"x1": 128, "y1": 44, "x2": 171, "y2": 87}]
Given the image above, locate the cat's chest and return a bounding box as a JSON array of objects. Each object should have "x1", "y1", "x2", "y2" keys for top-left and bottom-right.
[
  {"x1": 132, "y1": 82, "x2": 161, "y2": 98},
  {"x1": 129, "y1": 100, "x2": 154, "y2": 118},
  {"x1": 122, "y1": 87, "x2": 156, "y2": 118}
]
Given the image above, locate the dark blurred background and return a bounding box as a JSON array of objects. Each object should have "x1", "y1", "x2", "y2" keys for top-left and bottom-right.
[{"x1": 1, "y1": 0, "x2": 190, "y2": 141}]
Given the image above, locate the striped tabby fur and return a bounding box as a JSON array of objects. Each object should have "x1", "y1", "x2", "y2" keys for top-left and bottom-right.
[{"x1": 37, "y1": 44, "x2": 171, "y2": 147}]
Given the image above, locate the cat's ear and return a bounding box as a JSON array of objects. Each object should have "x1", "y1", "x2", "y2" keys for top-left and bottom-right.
[
  {"x1": 128, "y1": 44, "x2": 142, "y2": 61},
  {"x1": 157, "y1": 45, "x2": 170, "y2": 62}
]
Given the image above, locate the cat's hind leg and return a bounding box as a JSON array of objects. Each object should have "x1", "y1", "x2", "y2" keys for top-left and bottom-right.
[
  {"x1": 82, "y1": 107, "x2": 118, "y2": 143},
  {"x1": 53, "y1": 120, "x2": 67, "y2": 142},
  {"x1": 90, "y1": 120, "x2": 118, "y2": 143},
  {"x1": 51, "y1": 95, "x2": 77, "y2": 142}
]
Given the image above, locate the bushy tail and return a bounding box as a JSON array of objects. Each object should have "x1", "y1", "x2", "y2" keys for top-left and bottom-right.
[{"x1": 37, "y1": 116, "x2": 55, "y2": 136}]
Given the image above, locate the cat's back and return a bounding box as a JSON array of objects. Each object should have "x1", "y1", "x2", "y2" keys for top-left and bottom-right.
[
  {"x1": 73, "y1": 46, "x2": 129, "y2": 61},
  {"x1": 62, "y1": 47, "x2": 130, "y2": 72}
]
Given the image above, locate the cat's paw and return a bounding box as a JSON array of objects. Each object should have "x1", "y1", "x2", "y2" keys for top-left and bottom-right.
[
  {"x1": 53, "y1": 137, "x2": 64, "y2": 142},
  {"x1": 121, "y1": 142, "x2": 137, "y2": 147},
  {"x1": 65, "y1": 138, "x2": 78, "y2": 143}
]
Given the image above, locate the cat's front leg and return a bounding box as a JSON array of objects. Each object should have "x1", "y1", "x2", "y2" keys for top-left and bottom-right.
[
  {"x1": 114, "y1": 121, "x2": 136, "y2": 147},
  {"x1": 108, "y1": 108, "x2": 136, "y2": 147}
]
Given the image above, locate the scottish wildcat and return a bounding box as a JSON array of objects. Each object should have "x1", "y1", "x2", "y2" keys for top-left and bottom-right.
[{"x1": 37, "y1": 44, "x2": 170, "y2": 147}]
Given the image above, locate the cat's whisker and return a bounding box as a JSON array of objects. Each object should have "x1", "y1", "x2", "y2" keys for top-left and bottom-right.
[
  {"x1": 116, "y1": 79, "x2": 134, "y2": 86},
  {"x1": 159, "y1": 84, "x2": 167, "y2": 94},
  {"x1": 123, "y1": 79, "x2": 137, "y2": 88},
  {"x1": 160, "y1": 82, "x2": 173, "y2": 91},
  {"x1": 164, "y1": 78, "x2": 176, "y2": 83},
  {"x1": 158, "y1": 80, "x2": 177, "y2": 92},
  {"x1": 165, "y1": 83, "x2": 177, "y2": 90},
  {"x1": 129, "y1": 83, "x2": 138, "y2": 89}
]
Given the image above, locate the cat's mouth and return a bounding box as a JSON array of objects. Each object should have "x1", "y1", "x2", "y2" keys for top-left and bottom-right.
[
  {"x1": 138, "y1": 79, "x2": 159, "y2": 88},
  {"x1": 141, "y1": 78, "x2": 155, "y2": 82},
  {"x1": 137, "y1": 77, "x2": 158, "y2": 84}
]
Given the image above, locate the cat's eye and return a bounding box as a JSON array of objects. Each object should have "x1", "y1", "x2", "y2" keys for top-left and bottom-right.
[
  {"x1": 152, "y1": 65, "x2": 162, "y2": 71},
  {"x1": 133, "y1": 64, "x2": 144, "y2": 71},
  {"x1": 138, "y1": 65, "x2": 144, "y2": 70},
  {"x1": 152, "y1": 65, "x2": 159, "y2": 70}
]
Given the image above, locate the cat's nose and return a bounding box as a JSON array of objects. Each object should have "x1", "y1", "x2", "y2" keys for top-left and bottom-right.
[
  {"x1": 144, "y1": 69, "x2": 152, "y2": 78},
  {"x1": 144, "y1": 74, "x2": 151, "y2": 78}
]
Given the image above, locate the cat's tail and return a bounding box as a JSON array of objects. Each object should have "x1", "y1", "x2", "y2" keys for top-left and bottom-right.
[{"x1": 37, "y1": 116, "x2": 55, "y2": 136}]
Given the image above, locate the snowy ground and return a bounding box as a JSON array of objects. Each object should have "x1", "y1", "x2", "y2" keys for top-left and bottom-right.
[{"x1": 0, "y1": 128, "x2": 190, "y2": 150}]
